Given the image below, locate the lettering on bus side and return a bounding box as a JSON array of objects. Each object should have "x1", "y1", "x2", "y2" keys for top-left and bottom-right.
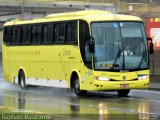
[
  {"x1": 62, "y1": 49, "x2": 71, "y2": 56},
  {"x1": 7, "y1": 51, "x2": 40, "y2": 56}
]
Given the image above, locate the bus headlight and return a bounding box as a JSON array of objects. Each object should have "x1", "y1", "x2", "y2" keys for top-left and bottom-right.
[
  {"x1": 95, "y1": 76, "x2": 110, "y2": 81},
  {"x1": 138, "y1": 75, "x2": 149, "y2": 80}
]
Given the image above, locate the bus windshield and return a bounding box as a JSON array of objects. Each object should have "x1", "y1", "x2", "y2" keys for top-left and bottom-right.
[{"x1": 91, "y1": 22, "x2": 148, "y2": 71}]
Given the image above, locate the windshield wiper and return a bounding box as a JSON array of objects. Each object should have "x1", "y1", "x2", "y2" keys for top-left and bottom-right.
[{"x1": 111, "y1": 50, "x2": 122, "y2": 69}]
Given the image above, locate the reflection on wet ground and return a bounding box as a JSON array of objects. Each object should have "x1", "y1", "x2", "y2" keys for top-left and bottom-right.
[{"x1": 0, "y1": 81, "x2": 160, "y2": 120}]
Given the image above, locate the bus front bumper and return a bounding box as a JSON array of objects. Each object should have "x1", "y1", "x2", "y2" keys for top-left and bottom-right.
[{"x1": 89, "y1": 79, "x2": 149, "y2": 91}]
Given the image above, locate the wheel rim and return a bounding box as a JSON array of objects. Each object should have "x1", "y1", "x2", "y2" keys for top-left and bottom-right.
[
  {"x1": 20, "y1": 77, "x2": 25, "y2": 88},
  {"x1": 74, "y1": 79, "x2": 80, "y2": 94},
  {"x1": 73, "y1": 78, "x2": 87, "y2": 96},
  {"x1": 75, "y1": 80, "x2": 79, "y2": 89},
  {"x1": 19, "y1": 72, "x2": 26, "y2": 88}
]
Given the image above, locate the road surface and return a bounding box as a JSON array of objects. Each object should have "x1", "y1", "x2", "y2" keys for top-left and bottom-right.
[{"x1": 0, "y1": 65, "x2": 160, "y2": 120}]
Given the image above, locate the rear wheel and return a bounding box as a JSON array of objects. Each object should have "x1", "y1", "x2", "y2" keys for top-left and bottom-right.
[
  {"x1": 73, "y1": 77, "x2": 87, "y2": 96},
  {"x1": 19, "y1": 71, "x2": 27, "y2": 89},
  {"x1": 117, "y1": 89, "x2": 130, "y2": 97}
]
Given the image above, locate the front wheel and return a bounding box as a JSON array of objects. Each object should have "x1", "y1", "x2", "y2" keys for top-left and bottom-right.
[
  {"x1": 19, "y1": 71, "x2": 27, "y2": 89},
  {"x1": 73, "y1": 78, "x2": 87, "y2": 96},
  {"x1": 117, "y1": 89, "x2": 130, "y2": 97}
]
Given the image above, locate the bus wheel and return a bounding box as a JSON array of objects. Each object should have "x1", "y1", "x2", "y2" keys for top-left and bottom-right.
[
  {"x1": 19, "y1": 71, "x2": 27, "y2": 89},
  {"x1": 73, "y1": 77, "x2": 87, "y2": 96},
  {"x1": 117, "y1": 90, "x2": 130, "y2": 97}
]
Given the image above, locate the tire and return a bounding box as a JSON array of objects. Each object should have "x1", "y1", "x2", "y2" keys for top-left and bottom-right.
[
  {"x1": 117, "y1": 89, "x2": 130, "y2": 97},
  {"x1": 73, "y1": 77, "x2": 87, "y2": 96},
  {"x1": 19, "y1": 71, "x2": 27, "y2": 89}
]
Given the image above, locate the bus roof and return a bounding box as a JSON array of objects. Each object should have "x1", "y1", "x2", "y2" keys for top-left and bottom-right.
[
  {"x1": 4, "y1": 10, "x2": 142, "y2": 26},
  {"x1": 45, "y1": 10, "x2": 112, "y2": 18}
]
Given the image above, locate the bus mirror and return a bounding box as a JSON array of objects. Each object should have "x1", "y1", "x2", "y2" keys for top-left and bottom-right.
[
  {"x1": 150, "y1": 42, "x2": 154, "y2": 54},
  {"x1": 89, "y1": 40, "x2": 94, "y2": 53},
  {"x1": 147, "y1": 37, "x2": 154, "y2": 54}
]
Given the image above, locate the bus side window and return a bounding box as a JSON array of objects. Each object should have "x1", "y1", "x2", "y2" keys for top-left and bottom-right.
[
  {"x1": 31, "y1": 25, "x2": 37, "y2": 44},
  {"x1": 21, "y1": 26, "x2": 25, "y2": 44},
  {"x1": 66, "y1": 21, "x2": 77, "y2": 44},
  {"x1": 25, "y1": 26, "x2": 31, "y2": 44},
  {"x1": 48, "y1": 24, "x2": 53, "y2": 43},
  {"x1": 42, "y1": 23, "x2": 53, "y2": 44},
  {"x1": 21, "y1": 26, "x2": 27, "y2": 44},
  {"x1": 4, "y1": 27, "x2": 12, "y2": 45},
  {"x1": 85, "y1": 41, "x2": 91, "y2": 61},
  {"x1": 37, "y1": 25, "x2": 42, "y2": 44},
  {"x1": 42, "y1": 24, "x2": 48, "y2": 44},
  {"x1": 12, "y1": 26, "x2": 21, "y2": 45},
  {"x1": 31, "y1": 25, "x2": 42, "y2": 44},
  {"x1": 55, "y1": 23, "x2": 65, "y2": 43},
  {"x1": 79, "y1": 20, "x2": 92, "y2": 69}
]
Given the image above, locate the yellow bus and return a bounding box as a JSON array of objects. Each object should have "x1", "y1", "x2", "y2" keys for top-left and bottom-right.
[{"x1": 2, "y1": 10, "x2": 153, "y2": 97}]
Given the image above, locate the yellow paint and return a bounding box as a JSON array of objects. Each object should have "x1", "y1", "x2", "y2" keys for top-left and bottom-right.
[{"x1": 2, "y1": 10, "x2": 148, "y2": 92}]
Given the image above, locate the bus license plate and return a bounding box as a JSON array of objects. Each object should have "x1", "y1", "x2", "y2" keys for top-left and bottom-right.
[{"x1": 120, "y1": 84, "x2": 129, "y2": 88}]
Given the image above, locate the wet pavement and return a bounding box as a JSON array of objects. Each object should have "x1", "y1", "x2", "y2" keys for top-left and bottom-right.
[
  {"x1": 0, "y1": 62, "x2": 160, "y2": 120},
  {"x1": 0, "y1": 78, "x2": 160, "y2": 120}
]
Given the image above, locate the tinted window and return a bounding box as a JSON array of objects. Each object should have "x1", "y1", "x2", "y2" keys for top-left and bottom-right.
[
  {"x1": 66, "y1": 21, "x2": 77, "y2": 44},
  {"x1": 21, "y1": 26, "x2": 26, "y2": 44},
  {"x1": 31, "y1": 25, "x2": 37, "y2": 43},
  {"x1": 42, "y1": 24, "x2": 48, "y2": 43},
  {"x1": 48, "y1": 24, "x2": 54, "y2": 43},
  {"x1": 37, "y1": 25, "x2": 42, "y2": 44},
  {"x1": 79, "y1": 20, "x2": 91, "y2": 69},
  {"x1": 26, "y1": 26, "x2": 31, "y2": 44},
  {"x1": 31, "y1": 25, "x2": 42, "y2": 44},
  {"x1": 4, "y1": 21, "x2": 79, "y2": 46},
  {"x1": 55, "y1": 23, "x2": 65, "y2": 43},
  {"x1": 42, "y1": 24, "x2": 53, "y2": 44},
  {"x1": 12, "y1": 26, "x2": 21, "y2": 45},
  {"x1": 21, "y1": 25, "x2": 31, "y2": 44},
  {"x1": 4, "y1": 27, "x2": 12, "y2": 45}
]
